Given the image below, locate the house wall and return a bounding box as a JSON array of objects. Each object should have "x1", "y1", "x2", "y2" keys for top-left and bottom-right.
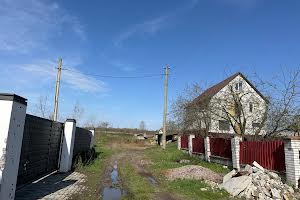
[{"x1": 209, "y1": 75, "x2": 267, "y2": 135}]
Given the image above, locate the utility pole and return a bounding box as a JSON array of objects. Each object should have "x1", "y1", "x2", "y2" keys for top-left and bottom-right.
[
  {"x1": 53, "y1": 58, "x2": 62, "y2": 121},
  {"x1": 162, "y1": 64, "x2": 169, "y2": 149}
]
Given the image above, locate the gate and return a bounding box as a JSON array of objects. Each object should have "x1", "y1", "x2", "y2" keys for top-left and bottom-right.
[
  {"x1": 240, "y1": 140, "x2": 285, "y2": 171},
  {"x1": 17, "y1": 114, "x2": 63, "y2": 186}
]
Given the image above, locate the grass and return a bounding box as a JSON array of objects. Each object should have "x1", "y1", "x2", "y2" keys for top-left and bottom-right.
[
  {"x1": 145, "y1": 143, "x2": 232, "y2": 200},
  {"x1": 119, "y1": 162, "x2": 155, "y2": 200},
  {"x1": 167, "y1": 179, "x2": 229, "y2": 200},
  {"x1": 71, "y1": 133, "x2": 115, "y2": 200},
  {"x1": 145, "y1": 143, "x2": 230, "y2": 174}
]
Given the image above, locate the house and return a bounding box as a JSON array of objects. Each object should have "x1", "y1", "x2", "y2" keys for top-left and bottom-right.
[
  {"x1": 188, "y1": 72, "x2": 268, "y2": 135},
  {"x1": 156, "y1": 129, "x2": 178, "y2": 145}
]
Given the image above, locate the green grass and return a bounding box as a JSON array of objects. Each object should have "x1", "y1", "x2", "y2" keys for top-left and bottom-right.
[
  {"x1": 71, "y1": 133, "x2": 115, "y2": 200},
  {"x1": 145, "y1": 143, "x2": 230, "y2": 174},
  {"x1": 119, "y1": 162, "x2": 155, "y2": 200},
  {"x1": 166, "y1": 179, "x2": 230, "y2": 200},
  {"x1": 145, "y1": 143, "x2": 232, "y2": 200}
]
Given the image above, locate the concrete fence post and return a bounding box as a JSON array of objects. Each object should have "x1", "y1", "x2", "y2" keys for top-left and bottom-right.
[
  {"x1": 0, "y1": 94, "x2": 27, "y2": 200},
  {"x1": 59, "y1": 119, "x2": 76, "y2": 173},
  {"x1": 89, "y1": 128, "x2": 95, "y2": 148},
  {"x1": 188, "y1": 134, "x2": 195, "y2": 155},
  {"x1": 284, "y1": 137, "x2": 300, "y2": 188},
  {"x1": 177, "y1": 135, "x2": 181, "y2": 150},
  {"x1": 204, "y1": 136, "x2": 211, "y2": 162},
  {"x1": 231, "y1": 135, "x2": 242, "y2": 171}
]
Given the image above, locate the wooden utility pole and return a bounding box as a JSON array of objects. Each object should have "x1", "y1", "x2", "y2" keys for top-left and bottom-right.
[
  {"x1": 53, "y1": 58, "x2": 62, "y2": 121},
  {"x1": 162, "y1": 65, "x2": 169, "y2": 149}
]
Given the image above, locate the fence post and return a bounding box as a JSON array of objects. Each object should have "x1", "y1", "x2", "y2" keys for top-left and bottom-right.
[
  {"x1": 89, "y1": 128, "x2": 95, "y2": 148},
  {"x1": 188, "y1": 134, "x2": 195, "y2": 155},
  {"x1": 59, "y1": 119, "x2": 76, "y2": 173},
  {"x1": 231, "y1": 135, "x2": 242, "y2": 171},
  {"x1": 0, "y1": 94, "x2": 27, "y2": 200},
  {"x1": 204, "y1": 136, "x2": 211, "y2": 162},
  {"x1": 284, "y1": 137, "x2": 300, "y2": 188},
  {"x1": 177, "y1": 135, "x2": 181, "y2": 150}
]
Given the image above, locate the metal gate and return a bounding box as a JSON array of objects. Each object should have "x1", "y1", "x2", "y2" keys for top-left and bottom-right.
[
  {"x1": 17, "y1": 114, "x2": 63, "y2": 186},
  {"x1": 240, "y1": 140, "x2": 285, "y2": 172}
]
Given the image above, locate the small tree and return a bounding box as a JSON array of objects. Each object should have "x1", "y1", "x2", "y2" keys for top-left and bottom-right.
[
  {"x1": 139, "y1": 121, "x2": 146, "y2": 130},
  {"x1": 98, "y1": 121, "x2": 109, "y2": 129},
  {"x1": 35, "y1": 95, "x2": 49, "y2": 118},
  {"x1": 71, "y1": 102, "x2": 84, "y2": 124}
]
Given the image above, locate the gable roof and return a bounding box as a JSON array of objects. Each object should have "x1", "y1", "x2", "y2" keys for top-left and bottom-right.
[{"x1": 192, "y1": 72, "x2": 268, "y2": 104}]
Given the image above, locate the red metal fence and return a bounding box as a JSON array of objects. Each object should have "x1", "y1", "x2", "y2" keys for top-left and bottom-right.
[
  {"x1": 181, "y1": 135, "x2": 188, "y2": 149},
  {"x1": 192, "y1": 136, "x2": 205, "y2": 154},
  {"x1": 210, "y1": 138, "x2": 232, "y2": 159},
  {"x1": 240, "y1": 140, "x2": 285, "y2": 172}
]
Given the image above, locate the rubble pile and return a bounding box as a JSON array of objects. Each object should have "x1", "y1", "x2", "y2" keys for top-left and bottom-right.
[{"x1": 220, "y1": 161, "x2": 297, "y2": 200}]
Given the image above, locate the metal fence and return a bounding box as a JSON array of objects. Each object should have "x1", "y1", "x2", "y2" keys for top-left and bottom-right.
[
  {"x1": 17, "y1": 114, "x2": 63, "y2": 187},
  {"x1": 73, "y1": 127, "x2": 92, "y2": 156},
  {"x1": 210, "y1": 137, "x2": 232, "y2": 159},
  {"x1": 192, "y1": 136, "x2": 205, "y2": 154},
  {"x1": 240, "y1": 140, "x2": 285, "y2": 171}
]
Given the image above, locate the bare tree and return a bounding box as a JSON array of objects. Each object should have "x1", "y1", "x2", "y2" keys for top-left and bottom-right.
[
  {"x1": 254, "y1": 68, "x2": 300, "y2": 136},
  {"x1": 71, "y1": 102, "x2": 84, "y2": 124},
  {"x1": 98, "y1": 121, "x2": 110, "y2": 129},
  {"x1": 139, "y1": 121, "x2": 146, "y2": 130},
  {"x1": 35, "y1": 95, "x2": 49, "y2": 118},
  {"x1": 171, "y1": 83, "x2": 211, "y2": 136},
  {"x1": 209, "y1": 85, "x2": 267, "y2": 138}
]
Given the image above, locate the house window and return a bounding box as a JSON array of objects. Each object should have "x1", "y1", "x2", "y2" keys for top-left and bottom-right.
[
  {"x1": 249, "y1": 103, "x2": 253, "y2": 113},
  {"x1": 252, "y1": 123, "x2": 260, "y2": 128},
  {"x1": 235, "y1": 81, "x2": 243, "y2": 91},
  {"x1": 219, "y1": 120, "x2": 230, "y2": 131}
]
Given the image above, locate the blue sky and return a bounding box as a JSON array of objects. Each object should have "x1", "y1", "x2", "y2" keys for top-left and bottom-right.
[{"x1": 1, "y1": 0, "x2": 300, "y2": 129}]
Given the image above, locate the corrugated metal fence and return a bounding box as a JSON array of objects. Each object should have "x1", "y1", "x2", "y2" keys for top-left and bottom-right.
[
  {"x1": 210, "y1": 137, "x2": 232, "y2": 159},
  {"x1": 17, "y1": 114, "x2": 63, "y2": 187},
  {"x1": 192, "y1": 136, "x2": 205, "y2": 154},
  {"x1": 181, "y1": 135, "x2": 189, "y2": 150},
  {"x1": 240, "y1": 140, "x2": 285, "y2": 171},
  {"x1": 73, "y1": 127, "x2": 92, "y2": 156}
]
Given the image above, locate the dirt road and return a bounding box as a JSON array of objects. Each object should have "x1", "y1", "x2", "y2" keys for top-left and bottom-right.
[{"x1": 99, "y1": 138, "x2": 178, "y2": 200}]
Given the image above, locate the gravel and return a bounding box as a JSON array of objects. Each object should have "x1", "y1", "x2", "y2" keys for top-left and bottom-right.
[{"x1": 165, "y1": 165, "x2": 222, "y2": 183}]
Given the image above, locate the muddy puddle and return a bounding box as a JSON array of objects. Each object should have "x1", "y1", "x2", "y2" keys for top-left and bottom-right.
[
  {"x1": 102, "y1": 161, "x2": 126, "y2": 200},
  {"x1": 138, "y1": 171, "x2": 158, "y2": 186}
]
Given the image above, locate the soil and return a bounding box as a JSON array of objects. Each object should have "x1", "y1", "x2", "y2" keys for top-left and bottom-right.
[{"x1": 99, "y1": 138, "x2": 179, "y2": 200}]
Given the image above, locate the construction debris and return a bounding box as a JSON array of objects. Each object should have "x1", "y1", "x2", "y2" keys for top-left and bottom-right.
[
  {"x1": 220, "y1": 161, "x2": 297, "y2": 199},
  {"x1": 165, "y1": 165, "x2": 222, "y2": 183}
]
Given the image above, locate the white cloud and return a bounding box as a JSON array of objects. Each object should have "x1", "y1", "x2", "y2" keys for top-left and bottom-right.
[
  {"x1": 114, "y1": 0, "x2": 198, "y2": 47},
  {"x1": 20, "y1": 60, "x2": 107, "y2": 93},
  {"x1": 0, "y1": 0, "x2": 85, "y2": 53}
]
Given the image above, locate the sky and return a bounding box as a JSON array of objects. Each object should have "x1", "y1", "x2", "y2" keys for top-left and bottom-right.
[{"x1": 1, "y1": 0, "x2": 300, "y2": 129}]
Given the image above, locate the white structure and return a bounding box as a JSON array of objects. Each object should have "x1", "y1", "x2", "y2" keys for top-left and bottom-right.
[
  {"x1": 89, "y1": 129, "x2": 95, "y2": 148},
  {"x1": 204, "y1": 137, "x2": 211, "y2": 162},
  {"x1": 188, "y1": 134, "x2": 195, "y2": 155},
  {"x1": 284, "y1": 137, "x2": 300, "y2": 188},
  {"x1": 190, "y1": 72, "x2": 268, "y2": 135},
  {"x1": 59, "y1": 119, "x2": 76, "y2": 173},
  {"x1": 0, "y1": 94, "x2": 27, "y2": 200},
  {"x1": 231, "y1": 136, "x2": 242, "y2": 170}
]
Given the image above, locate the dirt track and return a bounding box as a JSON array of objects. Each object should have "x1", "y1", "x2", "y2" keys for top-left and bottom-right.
[{"x1": 99, "y1": 138, "x2": 178, "y2": 200}]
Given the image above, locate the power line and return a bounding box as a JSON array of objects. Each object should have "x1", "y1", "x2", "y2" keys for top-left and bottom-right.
[{"x1": 60, "y1": 68, "x2": 165, "y2": 79}]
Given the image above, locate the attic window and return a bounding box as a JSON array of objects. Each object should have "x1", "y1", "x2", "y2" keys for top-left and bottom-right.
[
  {"x1": 249, "y1": 103, "x2": 253, "y2": 112},
  {"x1": 235, "y1": 81, "x2": 243, "y2": 91}
]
